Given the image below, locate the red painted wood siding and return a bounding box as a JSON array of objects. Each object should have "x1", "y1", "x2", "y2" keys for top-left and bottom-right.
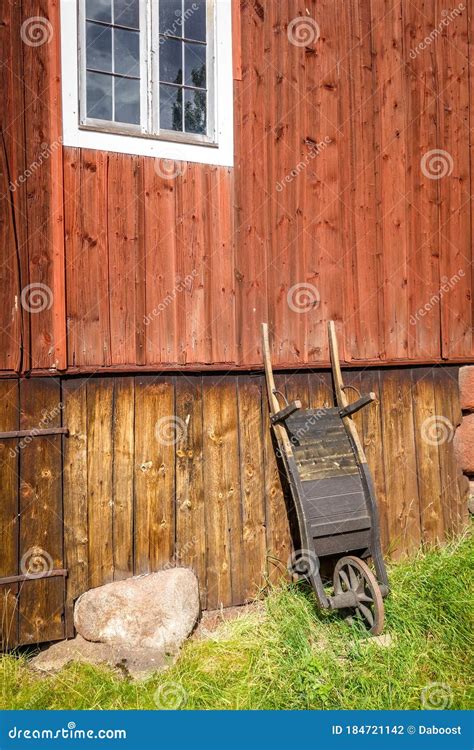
[{"x1": 1, "y1": 0, "x2": 473, "y2": 372}]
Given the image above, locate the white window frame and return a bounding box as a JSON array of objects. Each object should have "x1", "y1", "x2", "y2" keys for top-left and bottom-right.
[{"x1": 60, "y1": 0, "x2": 233, "y2": 166}]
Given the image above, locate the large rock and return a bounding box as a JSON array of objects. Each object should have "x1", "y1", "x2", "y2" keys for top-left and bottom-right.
[
  {"x1": 74, "y1": 569, "x2": 199, "y2": 652},
  {"x1": 459, "y1": 366, "x2": 474, "y2": 411},
  {"x1": 453, "y1": 414, "x2": 474, "y2": 475}
]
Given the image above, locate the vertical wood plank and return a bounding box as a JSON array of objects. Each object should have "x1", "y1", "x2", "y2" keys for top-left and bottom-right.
[
  {"x1": 108, "y1": 154, "x2": 145, "y2": 365},
  {"x1": 134, "y1": 376, "x2": 175, "y2": 573},
  {"x1": 202, "y1": 376, "x2": 242, "y2": 607},
  {"x1": 62, "y1": 378, "x2": 89, "y2": 636},
  {"x1": 436, "y1": 0, "x2": 472, "y2": 357},
  {"x1": 371, "y1": 0, "x2": 409, "y2": 359},
  {"x1": 175, "y1": 375, "x2": 206, "y2": 607},
  {"x1": 0, "y1": 380, "x2": 19, "y2": 648},
  {"x1": 18, "y1": 378, "x2": 64, "y2": 643},
  {"x1": 379, "y1": 370, "x2": 421, "y2": 557},
  {"x1": 112, "y1": 377, "x2": 135, "y2": 580},
  {"x1": 411, "y1": 368, "x2": 445, "y2": 545},
  {"x1": 143, "y1": 159, "x2": 178, "y2": 363},
  {"x1": 87, "y1": 378, "x2": 114, "y2": 588},
  {"x1": 64, "y1": 149, "x2": 110, "y2": 367},
  {"x1": 237, "y1": 375, "x2": 267, "y2": 601},
  {"x1": 21, "y1": 0, "x2": 66, "y2": 370}
]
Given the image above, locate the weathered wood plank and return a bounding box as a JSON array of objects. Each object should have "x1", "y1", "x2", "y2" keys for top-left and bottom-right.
[
  {"x1": 410, "y1": 369, "x2": 445, "y2": 546},
  {"x1": 379, "y1": 370, "x2": 421, "y2": 557},
  {"x1": 112, "y1": 377, "x2": 135, "y2": 580},
  {"x1": 0, "y1": 380, "x2": 19, "y2": 648},
  {"x1": 175, "y1": 376, "x2": 206, "y2": 606},
  {"x1": 87, "y1": 378, "x2": 114, "y2": 588},
  {"x1": 134, "y1": 376, "x2": 175, "y2": 573},
  {"x1": 18, "y1": 378, "x2": 65, "y2": 644},
  {"x1": 62, "y1": 378, "x2": 89, "y2": 637},
  {"x1": 202, "y1": 376, "x2": 242, "y2": 607},
  {"x1": 237, "y1": 376, "x2": 266, "y2": 601}
]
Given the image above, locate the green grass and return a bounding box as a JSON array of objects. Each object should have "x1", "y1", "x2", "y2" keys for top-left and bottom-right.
[{"x1": 1, "y1": 532, "x2": 473, "y2": 710}]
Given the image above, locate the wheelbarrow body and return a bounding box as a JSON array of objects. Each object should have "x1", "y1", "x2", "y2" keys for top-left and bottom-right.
[{"x1": 262, "y1": 322, "x2": 389, "y2": 634}]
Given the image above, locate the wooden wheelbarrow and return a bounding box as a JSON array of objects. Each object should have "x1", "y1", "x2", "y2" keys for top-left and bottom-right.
[{"x1": 262, "y1": 321, "x2": 389, "y2": 634}]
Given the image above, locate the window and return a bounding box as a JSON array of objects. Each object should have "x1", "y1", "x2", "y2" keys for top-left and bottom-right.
[{"x1": 61, "y1": 0, "x2": 233, "y2": 165}]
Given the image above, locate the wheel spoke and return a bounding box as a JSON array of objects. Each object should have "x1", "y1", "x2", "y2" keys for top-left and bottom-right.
[
  {"x1": 339, "y1": 569, "x2": 350, "y2": 590},
  {"x1": 348, "y1": 564, "x2": 359, "y2": 591},
  {"x1": 358, "y1": 603, "x2": 374, "y2": 626},
  {"x1": 357, "y1": 592, "x2": 373, "y2": 603}
]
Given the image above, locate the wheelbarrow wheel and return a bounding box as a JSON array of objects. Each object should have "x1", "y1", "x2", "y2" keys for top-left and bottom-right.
[{"x1": 333, "y1": 555, "x2": 384, "y2": 635}]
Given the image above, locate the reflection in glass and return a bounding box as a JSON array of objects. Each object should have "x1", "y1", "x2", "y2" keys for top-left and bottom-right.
[
  {"x1": 86, "y1": 0, "x2": 111, "y2": 23},
  {"x1": 87, "y1": 71, "x2": 113, "y2": 120},
  {"x1": 184, "y1": 0, "x2": 206, "y2": 42},
  {"x1": 114, "y1": 27, "x2": 140, "y2": 76},
  {"x1": 184, "y1": 87, "x2": 206, "y2": 134},
  {"x1": 159, "y1": 0, "x2": 182, "y2": 35},
  {"x1": 115, "y1": 77, "x2": 140, "y2": 124},
  {"x1": 114, "y1": 0, "x2": 140, "y2": 28},
  {"x1": 160, "y1": 84, "x2": 183, "y2": 131},
  {"x1": 86, "y1": 22, "x2": 112, "y2": 72},
  {"x1": 160, "y1": 37, "x2": 183, "y2": 84},
  {"x1": 184, "y1": 43, "x2": 206, "y2": 87}
]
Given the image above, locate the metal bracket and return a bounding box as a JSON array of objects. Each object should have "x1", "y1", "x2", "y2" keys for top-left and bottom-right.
[{"x1": 0, "y1": 428, "x2": 69, "y2": 440}]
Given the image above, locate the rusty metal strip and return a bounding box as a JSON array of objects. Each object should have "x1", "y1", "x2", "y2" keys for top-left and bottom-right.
[
  {"x1": 0, "y1": 427, "x2": 69, "y2": 439},
  {"x1": 0, "y1": 569, "x2": 68, "y2": 585}
]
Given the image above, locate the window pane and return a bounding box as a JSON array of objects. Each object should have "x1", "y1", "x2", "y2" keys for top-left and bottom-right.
[
  {"x1": 159, "y1": 0, "x2": 183, "y2": 36},
  {"x1": 114, "y1": 28, "x2": 140, "y2": 76},
  {"x1": 86, "y1": 0, "x2": 111, "y2": 23},
  {"x1": 114, "y1": 0, "x2": 140, "y2": 28},
  {"x1": 115, "y1": 77, "x2": 140, "y2": 124},
  {"x1": 160, "y1": 84, "x2": 183, "y2": 131},
  {"x1": 86, "y1": 21, "x2": 112, "y2": 72},
  {"x1": 184, "y1": 87, "x2": 206, "y2": 134},
  {"x1": 184, "y1": 0, "x2": 206, "y2": 42},
  {"x1": 184, "y1": 42, "x2": 206, "y2": 88},
  {"x1": 159, "y1": 37, "x2": 183, "y2": 84},
  {"x1": 87, "y1": 71, "x2": 113, "y2": 120}
]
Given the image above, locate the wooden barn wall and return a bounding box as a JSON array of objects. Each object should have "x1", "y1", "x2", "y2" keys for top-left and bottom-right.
[
  {"x1": 0, "y1": 0, "x2": 473, "y2": 374},
  {"x1": 0, "y1": 367, "x2": 468, "y2": 648}
]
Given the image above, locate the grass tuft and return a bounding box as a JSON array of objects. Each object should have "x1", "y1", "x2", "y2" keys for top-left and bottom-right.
[{"x1": 1, "y1": 532, "x2": 473, "y2": 710}]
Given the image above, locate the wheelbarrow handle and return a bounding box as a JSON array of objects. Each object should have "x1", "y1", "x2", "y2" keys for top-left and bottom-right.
[{"x1": 338, "y1": 392, "x2": 376, "y2": 419}]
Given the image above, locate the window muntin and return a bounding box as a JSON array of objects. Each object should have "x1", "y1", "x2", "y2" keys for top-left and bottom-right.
[{"x1": 79, "y1": 0, "x2": 215, "y2": 144}]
